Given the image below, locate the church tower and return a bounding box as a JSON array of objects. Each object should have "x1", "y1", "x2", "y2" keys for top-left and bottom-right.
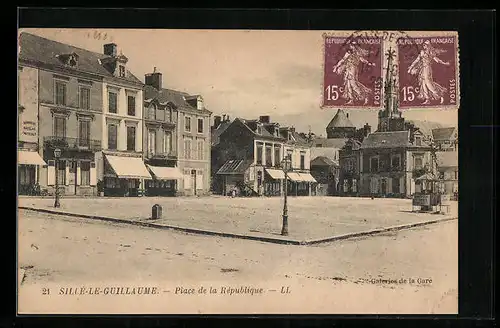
[{"x1": 377, "y1": 48, "x2": 405, "y2": 132}]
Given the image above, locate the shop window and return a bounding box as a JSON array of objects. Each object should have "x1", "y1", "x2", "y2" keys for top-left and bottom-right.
[
  {"x1": 81, "y1": 161, "x2": 90, "y2": 186},
  {"x1": 57, "y1": 160, "x2": 66, "y2": 185}
]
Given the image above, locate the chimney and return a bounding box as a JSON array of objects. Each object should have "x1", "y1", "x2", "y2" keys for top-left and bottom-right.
[
  {"x1": 259, "y1": 115, "x2": 270, "y2": 124},
  {"x1": 104, "y1": 43, "x2": 117, "y2": 57},
  {"x1": 364, "y1": 123, "x2": 372, "y2": 137},
  {"x1": 214, "y1": 116, "x2": 222, "y2": 128},
  {"x1": 145, "y1": 67, "x2": 162, "y2": 90},
  {"x1": 225, "y1": 115, "x2": 230, "y2": 122}
]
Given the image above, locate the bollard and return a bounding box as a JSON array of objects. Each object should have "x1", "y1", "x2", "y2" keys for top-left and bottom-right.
[{"x1": 152, "y1": 204, "x2": 162, "y2": 220}]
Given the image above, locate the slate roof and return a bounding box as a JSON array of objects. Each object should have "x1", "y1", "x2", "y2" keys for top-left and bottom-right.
[
  {"x1": 361, "y1": 131, "x2": 410, "y2": 149},
  {"x1": 432, "y1": 127, "x2": 457, "y2": 141},
  {"x1": 19, "y1": 32, "x2": 143, "y2": 85},
  {"x1": 311, "y1": 138, "x2": 348, "y2": 149},
  {"x1": 144, "y1": 85, "x2": 212, "y2": 115},
  {"x1": 327, "y1": 109, "x2": 355, "y2": 129},
  {"x1": 407, "y1": 120, "x2": 445, "y2": 136},
  {"x1": 216, "y1": 159, "x2": 253, "y2": 175},
  {"x1": 436, "y1": 151, "x2": 458, "y2": 168},
  {"x1": 311, "y1": 156, "x2": 339, "y2": 167},
  {"x1": 211, "y1": 120, "x2": 232, "y2": 146}
]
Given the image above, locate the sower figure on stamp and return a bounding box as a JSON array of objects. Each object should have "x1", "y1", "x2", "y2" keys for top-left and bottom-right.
[
  {"x1": 407, "y1": 40, "x2": 450, "y2": 105},
  {"x1": 332, "y1": 40, "x2": 375, "y2": 105}
]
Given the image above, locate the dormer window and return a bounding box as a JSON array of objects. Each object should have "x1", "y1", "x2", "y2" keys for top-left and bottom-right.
[
  {"x1": 68, "y1": 54, "x2": 78, "y2": 67},
  {"x1": 119, "y1": 65, "x2": 126, "y2": 78},
  {"x1": 57, "y1": 53, "x2": 79, "y2": 67},
  {"x1": 415, "y1": 136, "x2": 422, "y2": 146},
  {"x1": 274, "y1": 127, "x2": 279, "y2": 137}
]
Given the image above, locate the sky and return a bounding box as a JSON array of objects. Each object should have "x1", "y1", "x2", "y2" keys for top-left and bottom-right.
[{"x1": 20, "y1": 28, "x2": 458, "y2": 137}]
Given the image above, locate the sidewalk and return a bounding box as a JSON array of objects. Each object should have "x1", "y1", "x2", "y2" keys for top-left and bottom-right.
[{"x1": 18, "y1": 196, "x2": 458, "y2": 245}]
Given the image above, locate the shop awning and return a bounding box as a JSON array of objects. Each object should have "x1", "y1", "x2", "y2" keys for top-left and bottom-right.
[
  {"x1": 286, "y1": 172, "x2": 302, "y2": 182},
  {"x1": 18, "y1": 150, "x2": 46, "y2": 166},
  {"x1": 265, "y1": 168, "x2": 285, "y2": 180},
  {"x1": 105, "y1": 155, "x2": 152, "y2": 179},
  {"x1": 147, "y1": 165, "x2": 183, "y2": 180},
  {"x1": 298, "y1": 173, "x2": 317, "y2": 183}
]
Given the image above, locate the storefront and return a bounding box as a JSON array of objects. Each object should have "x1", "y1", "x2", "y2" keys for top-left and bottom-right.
[
  {"x1": 103, "y1": 154, "x2": 151, "y2": 197},
  {"x1": 18, "y1": 150, "x2": 46, "y2": 195},
  {"x1": 264, "y1": 168, "x2": 284, "y2": 196},
  {"x1": 285, "y1": 172, "x2": 317, "y2": 196},
  {"x1": 145, "y1": 165, "x2": 183, "y2": 196}
]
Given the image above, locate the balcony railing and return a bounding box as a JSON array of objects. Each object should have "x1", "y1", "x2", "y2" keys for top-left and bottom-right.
[{"x1": 44, "y1": 136, "x2": 102, "y2": 152}]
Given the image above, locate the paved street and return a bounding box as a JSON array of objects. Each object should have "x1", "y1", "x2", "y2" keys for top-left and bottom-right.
[
  {"x1": 19, "y1": 196, "x2": 458, "y2": 241},
  {"x1": 18, "y1": 208, "x2": 458, "y2": 314}
]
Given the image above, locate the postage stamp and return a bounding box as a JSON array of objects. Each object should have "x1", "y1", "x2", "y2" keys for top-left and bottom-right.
[
  {"x1": 397, "y1": 33, "x2": 459, "y2": 109},
  {"x1": 322, "y1": 34, "x2": 383, "y2": 109}
]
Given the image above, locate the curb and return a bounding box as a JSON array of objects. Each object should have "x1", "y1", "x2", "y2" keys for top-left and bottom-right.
[{"x1": 19, "y1": 206, "x2": 457, "y2": 246}]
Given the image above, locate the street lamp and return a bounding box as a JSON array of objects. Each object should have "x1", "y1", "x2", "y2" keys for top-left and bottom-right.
[
  {"x1": 53, "y1": 148, "x2": 62, "y2": 208},
  {"x1": 280, "y1": 155, "x2": 292, "y2": 236}
]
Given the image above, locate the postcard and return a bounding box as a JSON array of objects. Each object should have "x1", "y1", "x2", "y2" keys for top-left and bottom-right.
[{"x1": 17, "y1": 28, "x2": 459, "y2": 314}]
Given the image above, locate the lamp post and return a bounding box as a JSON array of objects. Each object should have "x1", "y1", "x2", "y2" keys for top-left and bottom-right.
[
  {"x1": 281, "y1": 155, "x2": 292, "y2": 236},
  {"x1": 53, "y1": 148, "x2": 61, "y2": 208}
]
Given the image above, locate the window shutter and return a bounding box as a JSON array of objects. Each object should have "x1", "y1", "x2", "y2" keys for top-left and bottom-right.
[
  {"x1": 65, "y1": 160, "x2": 70, "y2": 185},
  {"x1": 90, "y1": 161, "x2": 97, "y2": 186},
  {"x1": 76, "y1": 161, "x2": 81, "y2": 186},
  {"x1": 196, "y1": 171, "x2": 203, "y2": 190},
  {"x1": 400, "y1": 177, "x2": 404, "y2": 194},
  {"x1": 47, "y1": 160, "x2": 55, "y2": 185},
  {"x1": 183, "y1": 171, "x2": 191, "y2": 189}
]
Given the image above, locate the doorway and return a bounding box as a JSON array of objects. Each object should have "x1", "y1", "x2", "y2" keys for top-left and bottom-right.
[
  {"x1": 380, "y1": 178, "x2": 387, "y2": 195},
  {"x1": 191, "y1": 169, "x2": 197, "y2": 196}
]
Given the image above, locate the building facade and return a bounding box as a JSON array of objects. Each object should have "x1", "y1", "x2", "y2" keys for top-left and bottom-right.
[
  {"x1": 18, "y1": 62, "x2": 46, "y2": 195},
  {"x1": 436, "y1": 151, "x2": 458, "y2": 199},
  {"x1": 338, "y1": 138, "x2": 362, "y2": 196},
  {"x1": 19, "y1": 32, "x2": 105, "y2": 196},
  {"x1": 212, "y1": 116, "x2": 315, "y2": 197},
  {"x1": 142, "y1": 69, "x2": 182, "y2": 196}
]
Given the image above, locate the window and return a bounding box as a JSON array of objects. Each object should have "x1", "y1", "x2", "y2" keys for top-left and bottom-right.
[
  {"x1": 197, "y1": 140, "x2": 204, "y2": 160},
  {"x1": 352, "y1": 179, "x2": 357, "y2": 192},
  {"x1": 343, "y1": 180, "x2": 349, "y2": 192},
  {"x1": 274, "y1": 147, "x2": 281, "y2": 166},
  {"x1": 392, "y1": 177, "x2": 400, "y2": 193},
  {"x1": 197, "y1": 118, "x2": 204, "y2": 133},
  {"x1": 119, "y1": 65, "x2": 126, "y2": 77},
  {"x1": 256, "y1": 143, "x2": 263, "y2": 165},
  {"x1": 127, "y1": 126, "x2": 136, "y2": 151},
  {"x1": 108, "y1": 92, "x2": 118, "y2": 113},
  {"x1": 79, "y1": 87, "x2": 90, "y2": 109},
  {"x1": 127, "y1": 95, "x2": 136, "y2": 116},
  {"x1": 107, "y1": 124, "x2": 117, "y2": 150},
  {"x1": 148, "y1": 129, "x2": 156, "y2": 156},
  {"x1": 164, "y1": 131, "x2": 171, "y2": 154},
  {"x1": 265, "y1": 146, "x2": 272, "y2": 166},
  {"x1": 78, "y1": 120, "x2": 90, "y2": 147},
  {"x1": 300, "y1": 153, "x2": 305, "y2": 170},
  {"x1": 414, "y1": 156, "x2": 423, "y2": 169},
  {"x1": 287, "y1": 150, "x2": 293, "y2": 161},
  {"x1": 54, "y1": 116, "x2": 66, "y2": 138},
  {"x1": 81, "y1": 161, "x2": 90, "y2": 186},
  {"x1": 370, "y1": 157, "x2": 379, "y2": 172},
  {"x1": 184, "y1": 138, "x2": 192, "y2": 159},
  {"x1": 57, "y1": 160, "x2": 66, "y2": 185},
  {"x1": 415, "y1": 136, "x2": 422, "y2": 146},
  {"x1": 391, "y1": 155, "x2": 400, "y2": 169},
  {"x1": 346, "y1": 159, "x2": 354, "y2": 172},
  {"x1": 185, "y1": 116, "x2": 191, "y2": 132},
  {"x1": 55, "y1": 81, "x2": 66, "y2": 106}
]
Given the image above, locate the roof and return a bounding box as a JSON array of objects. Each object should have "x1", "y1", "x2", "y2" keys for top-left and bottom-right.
[
  {"x1": 216, "y1": 159, "x2": 253, "y2": 175},
  {"x1": 144, "y1": 85, "x2": 212, "y2": 115},
  {"x1": 361, "y1": 131, "x2": 410, "y2": 149},
  {"x1": 436, "y1": 151, "x2": 458, "y2": 168},
  {"x1": 327, "y1": 109, "x2": 355, "y2": 129},
  {"x1": 19, "y1": 32, "x2": 143, "y2": 85},
  {"x1": 211, "y1": 120, "x2": 232, "y2": 146},
  {"x1": 311, "y1": 156, "x2": 339, "y2": 167},
  {"x1": 342, "y1": 138, "x2": 362, "y2": 150},
  {"x1": 407, "y1": 120, "x2": 445, "y2": 136},
  {"x1": 432, "y1": 127, "x2": 457, "y2": 141},
  {"x1": 311, "y1": 137, "x2": 348, "y2": 149}
]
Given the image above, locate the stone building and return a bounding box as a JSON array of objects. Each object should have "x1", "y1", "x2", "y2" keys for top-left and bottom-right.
[
  {"x1": 143, "y1": 68, "x2": 212, "y2": 196},
  {"x1": 212, "y1": 115, "x2": 316, "y2": 197}
]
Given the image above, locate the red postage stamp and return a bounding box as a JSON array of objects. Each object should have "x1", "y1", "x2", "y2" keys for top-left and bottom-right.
[
  {"x1": 397, "y1": 34, "x2": 459, "y2": 109},
  {"x1": 322, "y1": 34, "x2": 383, "y2": 109}
]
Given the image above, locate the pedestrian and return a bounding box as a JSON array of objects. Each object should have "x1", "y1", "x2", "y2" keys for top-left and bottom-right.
[{"x1": 231, "y1": 187, "x2": 236, "y2": 198}]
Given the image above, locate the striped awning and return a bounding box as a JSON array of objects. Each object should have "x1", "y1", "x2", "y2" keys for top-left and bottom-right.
[
  {"x1": 147, "y1": 165, "x2": 183, "y2": 180},
  {"x1": 105, "y1": 155, "x2": 151, "y2": 179},
  {"x1": 298, "y1": 173, "x2": 317, "y2": 183},
  {"x1": 286, "y1": 172, "x2": 302, "y2": 182}
]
